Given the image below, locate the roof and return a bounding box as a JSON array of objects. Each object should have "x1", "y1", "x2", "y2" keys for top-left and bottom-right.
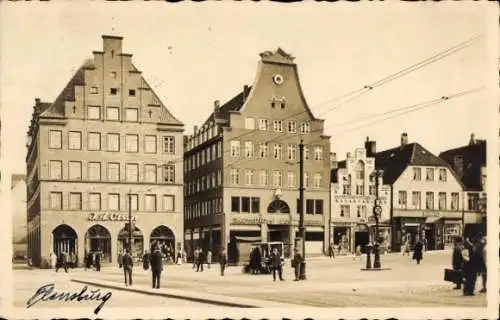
[
  {"x1": 11, "y1": 174, "x2": 26, "y2": 190},
  {"x1": 374, "y1": 143, "x2": 451, "y2": 185},
  {"x1": 330, "y1": 160, "x2": 346, "y2": 183},
  {"x1": 439, "y1": 140, "x2": 486, "y2": 191},
  {"x1": 202, "y1": 86, "x2": 252, "y2": 127}
]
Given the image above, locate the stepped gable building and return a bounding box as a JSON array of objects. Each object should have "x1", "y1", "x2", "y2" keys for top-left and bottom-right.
[
  {"x1": 330, "y1": 139, "x2": 391, "y2": 254},
  {"x1": 373, "y1": 133, "x2": 464, "y2": 252},
  {"x1": 439, "y1": 133, "x2": 486, "y2": 238},
  {"x1": 183, "y1": 48, "x2": 331, "y2": 264},
  {"x1": 26, "y1": 35, "x2": 184, "y2": 268}
]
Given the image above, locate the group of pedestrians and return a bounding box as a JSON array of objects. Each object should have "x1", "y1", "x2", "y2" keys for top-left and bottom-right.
[
  {"x1": 451, "y1": 235, "x2": 487, "y2": 296},
  {"x1": 84, "y1": 250, "x2": 103, "y2": 271},
  {"x1": 50, "y1": 250, "x2": 100, "y2": 272},
  {"x1": 192, "y1": 247, "x2": 213, "y2": 272}
]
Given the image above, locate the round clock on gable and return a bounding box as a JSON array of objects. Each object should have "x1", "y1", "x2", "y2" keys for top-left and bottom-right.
[{"x1": 273, "y1": 74, "x2": 284, "y2": 85}]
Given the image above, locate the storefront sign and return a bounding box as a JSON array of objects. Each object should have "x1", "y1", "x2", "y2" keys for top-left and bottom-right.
[
  {"x1": 231, "y1": 215, "x2": 324, "y2": 226},
  {"x1": 87, "y1": 212, "x2": 137, "y2": 222},
  {"x1": 231, "y1": 217, "x2": 276, "y2": 225},
  {"x1": 422, "y1": 211, "x2": 439, "y2": 218}
]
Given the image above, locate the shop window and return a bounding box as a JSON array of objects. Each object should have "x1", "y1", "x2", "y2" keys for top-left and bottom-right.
[
  {"x1": 241, "y1": 197, "x2": 250, "y2": 213},
  {"x1": 306, "y1": 199, "x2": 314, "y2": 214},
  {"x1": 251, "y1": 197, "x2": 260, "y2": 213},
  {"x1": 231, "y1": 197, "x2": 240, "y2": 212}
]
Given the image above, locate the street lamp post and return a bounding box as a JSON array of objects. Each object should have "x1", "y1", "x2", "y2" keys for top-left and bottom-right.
[
  {"x1": 128, "y1": 190, "x2": 133, "y2": 257},
  {"x1": 372, "y1": 169, "x2": 384, "y2": 269},
  {"x1": 298, "y1": 139, "x2": 306, "y2": 280}
]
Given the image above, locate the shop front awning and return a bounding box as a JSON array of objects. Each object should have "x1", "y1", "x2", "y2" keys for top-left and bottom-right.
[
  {"x1": 234, "y1": 236, "x2": 262, "y2": 242},
  {"x1": 425, "y1": 216, "x2": 442, "y2": 224}
]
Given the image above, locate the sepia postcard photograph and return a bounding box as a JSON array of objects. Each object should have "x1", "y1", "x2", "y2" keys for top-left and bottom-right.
[{"x1": 0, "y1": 1, "x2": 498, "y2": 319}]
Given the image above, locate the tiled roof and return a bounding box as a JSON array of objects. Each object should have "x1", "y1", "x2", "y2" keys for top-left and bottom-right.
[
  {"x1": 202, "y1": 86, "x2": 252, "y2": 127},
  {"x1": 375, "y1": 143, "x2": 450, "y2": 184},
  {"x1": 41, "y1": 66, "x2": 86, "y2": 118},
  {"x1": 439, "y1": 140, "x2": 486, "y2": 191}
]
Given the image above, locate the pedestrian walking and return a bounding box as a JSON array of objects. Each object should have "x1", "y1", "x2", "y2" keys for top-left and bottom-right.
[
  {"x1": 328, "y1": 244, "x2": 335, "y2": 259},
  {"x1": 176, "y1": 252, "x2": 182, "y2": 265},
  {"x1": 292, "y1": 249, "x2": 303, "y2": 281},
  {"x1": 479, "y1": 236, "x2": 487, "y2": 293},
  {"x1": 193, "y1": 247, "x2": 199, "y2": 269},
  {"x1": 270, "y1": 248, "x2": 284, "y2": 282},
  {"x1": 142, "y1": 250, "x2": 150, "y2": 271},
  {"x1": 86, "y1": 251, "x2": 93, "y2": 270},
  {"x1": 462, "y1": 237, "x2": 480, "y2": 296},
  {"x1": 403, "y1": 237, "x2": 411, "y2": 256},
  {"x1": 219, "y1": 248, "x2": 228, "y2": 276},
  {"x1": 95, "y1": 249, "x2": 102, "y2": 272},
  {"x1": 122, "y1": 249, "x2": 133, "y2": 287},
  {"x1": 150, "y1": 247, "x2": 163, "y2": 289},
  {"x1": 196, "y1": 249, "x2": 205, "y2": 272},
  {"x1": 206, "y1": 250, "x2": 212, "y2": 269},
  {"x1": 451, "y1": 236, "x2": 465, "y2": 290},
  {"x1": 182, "y1": 249, "x2": 187, "y2": 263},
  {"x1": 412, "y1": 236, "x2": 423, "y2": 264},
  {"x1": 70, "y1": 252, "x2": 76, "y2": 268},
  {"x1": 55, "y1": 251, "x2": 68, "y2": 273},
  {"x1": 118, "y1": 250, "x2": 124, "y2": 269}
]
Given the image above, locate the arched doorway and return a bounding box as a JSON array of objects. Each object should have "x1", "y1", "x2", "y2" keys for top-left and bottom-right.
[
  {"x1": 85, "y1": 224, "x2": 112, "y2": 263},
  {"x1": 52, "y1": 224, "x2": 77, "y2": 256},
  {"x1": 150, "y1": 225, "x2": 175, "y2": 258},
  {"x1": 267, "y1": 199, "x2": 290, "y2": 214},
  {"x1": 118, "y1": 226, "x2": 144, "y2": 259}
]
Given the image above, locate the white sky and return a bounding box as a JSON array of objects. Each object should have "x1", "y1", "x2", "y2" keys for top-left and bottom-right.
[{"x1": 0, "y1": 2, "x2": 497, "y2": 175}]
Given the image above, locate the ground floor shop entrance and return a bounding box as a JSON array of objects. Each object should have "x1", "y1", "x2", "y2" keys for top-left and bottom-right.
[
  {"x1": 117, "y1": 226, "x2": 144, "y2": 261},
  {"x1": 150, "y1": 225, "x2": 176, "y2": 260},
  {"x1": 228, "y1": 230, "x2": 261, "y2": 265},
  {"x1": 85, "y1": 224, "x2": 112, "y2": 264},
  {"x1": 333, "y1": 226, "x2": 351, "y2": 254},
  {"x1": 52, "y1": 224, "x2": 78, "y2": 256}
]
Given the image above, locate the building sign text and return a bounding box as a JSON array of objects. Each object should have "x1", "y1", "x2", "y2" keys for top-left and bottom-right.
[{"x1": 87, "y1": 212, "x2": 137, "y2": 222}]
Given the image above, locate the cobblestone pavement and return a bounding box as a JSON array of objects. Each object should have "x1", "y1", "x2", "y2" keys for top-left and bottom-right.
[
  {"x1": 12, "y1": 265, "x2": 214, "y2": 310},
  {"x1": 23, "y1": 250, "x2": 486, "y2": 308}
]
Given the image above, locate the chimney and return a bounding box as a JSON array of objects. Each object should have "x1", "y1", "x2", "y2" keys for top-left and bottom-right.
[
  {"x1": 214, "y1": 100, "x2": 220, "y2": 113},
  {"x1": 364, "y1": 136, "x2": 376, "y2": 157},
  {"x1": 401, "y1": 132, "x2": 408, "y2": 146},
  {"x1": 469, "y1": 133, "x2": 476, "y2": 145},
  {"x1": 243, "y1": 85, "x2": 250, "y2": 101},
  {"x1": 330, "y1": 152, "x2": 338, "y2": 169},
  {"x1": 193, "y1": 125, "x2": 198, "y2": 134},
  {"x1": 346, "y1": 152, "x2": 352, "y2": 159}
]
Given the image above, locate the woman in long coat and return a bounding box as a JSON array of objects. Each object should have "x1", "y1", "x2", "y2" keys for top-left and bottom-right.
[{"x1": 412, "y1": 236, "x2": 423, "y2": 264}]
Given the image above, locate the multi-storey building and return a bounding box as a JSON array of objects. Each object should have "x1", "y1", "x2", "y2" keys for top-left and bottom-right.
[
  {"x1": 374, "y1": 133, "x2": 465, "y2": 251},
  {"x1": 439, "y1": 133, "x2": 486, "y2": 239},
  {"x1": 183, "y1": 49, "x2": 331, "y2": 264},
  {"x1": 26, "y1": 35, "x2": 184, "y2": 268},
  {"x1": 330, "y1": 139, "x2": 391, "y2": 254}
]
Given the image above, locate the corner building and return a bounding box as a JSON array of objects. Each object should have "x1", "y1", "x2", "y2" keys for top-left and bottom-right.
[
  {"x1": 26, "y1": 36, "x2": 184, "y2": 268},
  {"x1": 184, "y1": 49, "x2": 331, "y2": 264}
]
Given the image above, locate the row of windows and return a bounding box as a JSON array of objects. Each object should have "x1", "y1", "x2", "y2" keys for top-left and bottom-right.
[
  {"x1": 339, "y1": 205, "x2": 368, "y2": 218},
  {"x1": 229, "y1": 141, "x2": 323, "y2": 160},
  {"x1": 49, "y1": 160, "x2": 175, "y2": 183},
  {"x1": 342, "y1": 183, "x2": 378, "y2": 196},
  {"x1": 412, "y1": 167, "x2": 447, "y2": 182},
  {"x1": 229, "y1": 169, "x2": 323, "y2": 188},
  {"x1": 186, "y1": 171, "x2": 222, "y2": 195},
  {"x1": 88, "y1": 83, "x2": 136, "y2": 97},
  {"x1": 85, "y1": 105, "x2": 141, "y2": 122},
  {"x1": 185, "y1": 198, "x2": 223, "y2": 220},
  {"x1": 48, "y1": 130, "x2": 176, "y2": 154},
  {"x1": 244, "y1": 118, "x2": 311, "y2": 134},
  {"x1": 397, "y1": 191, "x2": 460, "y2": 210},
  {"x1": 184, "y1": 141, "x2": 223, "y2": 172},
  {"x1": 49, "y1": 192, "x2": 175, "y2": 212}
]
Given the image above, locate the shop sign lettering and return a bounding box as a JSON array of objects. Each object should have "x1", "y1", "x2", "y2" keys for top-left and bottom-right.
[
  {"x1": 422, "y1": 211, "x2": 439, "y2": 217},
  {"x1": 87, "y1": 212, "x2": 137, "y2": 222},
  {"x1": 232, "y1": 216, "x2": 323, "y2": 226}
]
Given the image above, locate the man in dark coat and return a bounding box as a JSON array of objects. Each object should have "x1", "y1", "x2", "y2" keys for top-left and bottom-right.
[
  {"x1": 292, "y1": 249, "x2": 303, "y2": 281},
  {"x1": 150, "y1": 248, "x2": 163, "y2": 289},
  {"x1": 122, "y1": 249, "x2": 133, "y2": 287},
  {"x1": 55, "y1": 251, "x2": 68, "y2": 273},
  {"x1": 270, "y1": 248, "x2": 284, "y2": 282},
  {"x1": 142, "y1": 250, "x2": 150, "y2": 270},
  {"x1": 451, "y1": 236, "x2": 465, "y2": 289},
  {"x1": 95, "y1": 249, "x2": 102, "y2": 272},
  {"x1": 463, "y1": 237, "x2": 480, "y2": 296},
  {"x1": 196, "y1": 249, "x2": 205, "y2": 272},
  {"x1": 412, "y1": 236, "x2": 423, "y2": 264},
  {"x1": 118, "y1": 250, "x2": 124, "y2": 269},
  {"x1": 86, "y1": 251, "x2": 93, "y2": 270},
  {"x1": 219, "y1": 248, "x2": 228, "y2": 276}
]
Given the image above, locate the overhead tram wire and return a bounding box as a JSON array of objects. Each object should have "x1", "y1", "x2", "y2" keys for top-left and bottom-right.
[{"x1": 317, "y1": 35, "x2": 483, "y2": 114}]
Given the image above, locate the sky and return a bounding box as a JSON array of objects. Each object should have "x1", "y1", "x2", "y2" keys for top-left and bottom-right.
[{"x1": 0, "y1": 2, "x2": 497, "y2": 175}]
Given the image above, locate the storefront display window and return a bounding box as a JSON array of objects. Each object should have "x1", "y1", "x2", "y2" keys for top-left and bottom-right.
[{"x1": 444, "y1": 224, "x2": 460, "y2": 247}]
